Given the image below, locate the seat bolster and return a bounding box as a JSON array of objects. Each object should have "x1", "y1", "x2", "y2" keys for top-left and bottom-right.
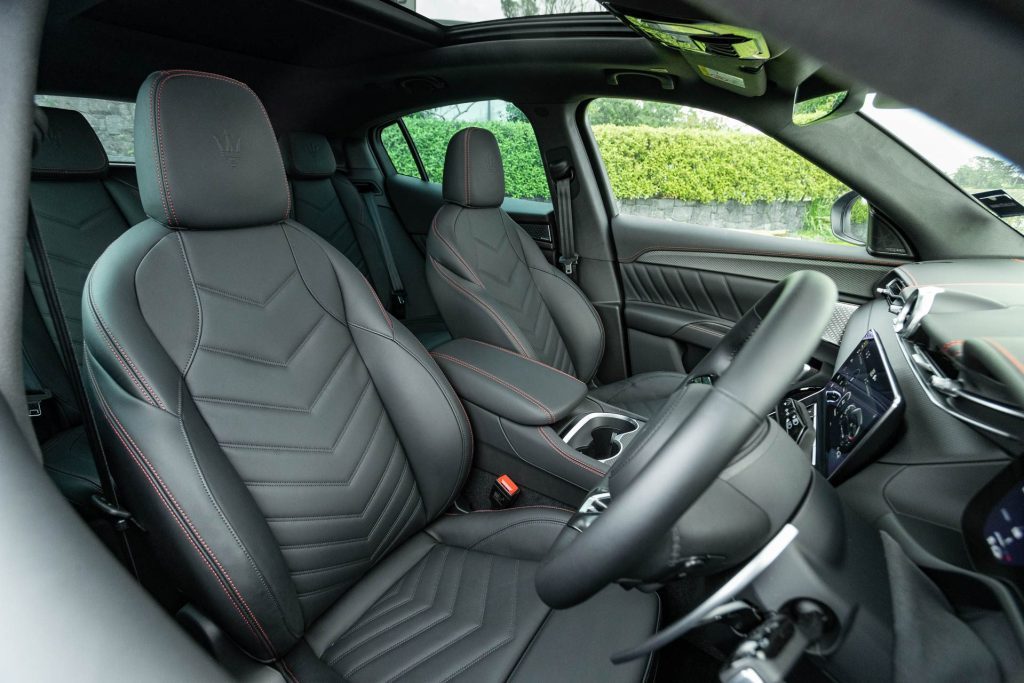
[
  {"x1": 85, "y1": 347, "x2": 304, "y2": 661},
  {"x1": 285, "y1": 221, "x2": 473, "y2": 520},
  {"x1": 515, "y1": 226, "x2": 606, "y2": 383},
  {"x1": 425, "y1": 507, "x2": 573, "y2": 561}
]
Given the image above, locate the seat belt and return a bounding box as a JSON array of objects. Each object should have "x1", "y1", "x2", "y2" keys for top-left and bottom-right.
[
  {"x1": 360, "y1": 191, "x2": 407, "y2": 318},
  {"x1": 550, "y1": 160, "x2": 579, "y2": 278},
  {"x1": 26, "y1": 206, "x2": 141, "y2": 576}
]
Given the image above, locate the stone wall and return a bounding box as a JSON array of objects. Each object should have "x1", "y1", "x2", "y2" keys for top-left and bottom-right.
[
  {"x1": 617, "y1": 197, "x2": 810, "y2": 234},
  {"x1": 35, "y1": 95, "x2": 135, "y2": 162}
]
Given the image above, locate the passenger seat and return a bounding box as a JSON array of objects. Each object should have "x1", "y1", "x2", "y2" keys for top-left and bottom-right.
[
  {"x1": 25, "y1": 107, "x2": 144, "y2": 513},
  {"x1": 279, "y1": 132, "x2": 450, "y2": 349}
]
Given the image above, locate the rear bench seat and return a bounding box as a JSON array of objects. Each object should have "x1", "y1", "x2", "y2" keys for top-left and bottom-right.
[
  {"x1": 25, "y1": 107, "x2": 145, "y2": 513},
  {"x1": 278, "y1": 132, "x2": 450, "y2": 349}
]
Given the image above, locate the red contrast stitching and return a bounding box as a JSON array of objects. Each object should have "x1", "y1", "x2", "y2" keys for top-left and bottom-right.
[
  {"x1": 89, "y1": 379, "x2": 275, "y2": 658},
  {"x1": 428, "y1": 256, "x2": 530, "y2": 355},
  {"x1": 536, "y1": 426, "x2": 603, "y2": 476},
  {"x1": 985, "y1": 338, "x2": 1024, "y2": 374},
  {"x1": 432, "y1": 353, "x2": 554, "y2": 423},
  {"x1": 624, "y1": 244, "x2": 905, "y2": 267},
  {"x1": 89, "y1": 291, "x2": 165, "y2": 410},
  {"x1": 940, "y1": 338, "x2": 964, "y2": 356},
  {"x1": 360, "y1": 275, "x2": 393, "y2": 332},
  {"x1": 464, "y1": 129, "x2": 472, "y2": 206},
  {"x1": 152, "y1": 70, "x2": 292, "y2": 223},
  {"x1": 147, "y1": 75, "x2": 171, "y2": 224},
  {"x1": 430, "y1": 212, "x2": 484, "y2": 286},
  {"x1": 461, "y1": 339, "x2": 581, "y2": 382},
  {"x1": 154, "y1": 76, "x2": 180, "y2": 226}
]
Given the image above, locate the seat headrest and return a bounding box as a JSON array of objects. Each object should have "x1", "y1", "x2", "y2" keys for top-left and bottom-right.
[
  {"x1": 32, "y1": 107, "x2": 109, "y2": 179},
  {"x1": 279, "y1": 132, "x2": 338, "y2": 179},
  {"x1": 134, "y1": 70, "x2": 291, "y2": 229},
  {"x1": 442, "y1": 127, "x2": 504, "y2": 208}
]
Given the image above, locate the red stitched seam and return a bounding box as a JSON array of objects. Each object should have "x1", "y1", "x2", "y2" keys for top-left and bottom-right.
[
  {"x1": 90, "y1": 382, "x2": 272, "y2": 657},
  {"x1": 428, "y1": 256, "x2": 530, "y2": 355},
  {"x1": 95, "y1": 385, "x2": 276, "y2": 656},
  {"x1": 361, "y1": 275, "x2": 393, "y2": 332},
  {"x1": 432, "y1": 352, "x2": 553, "y2": 422},
  {"x1": 464, "y1": 129, "x2": 471, "y2": 206},
  {"x1": 91, "y1": 316, "x2": 154, "y2": 407},
  {"x1": 461, "y1": 339, "x2": 580, "y2": 382},
  {"x1": 985, "y1": 338, "x2": 1024, "y2": 374},
  {"x1": 462, "y1": 505, "x2": 573, "y2": 514},
  {"x1": 154, "y1": 75, "x2": 180, "y2": 226},
  {"x1": 147, "y1": 75, "x2": 171, "y2": 223},
  {"x1": 625, "y1": 245, "x2": 905, "y2": 267},
  {"x1": 154, "y1": 70, "x2": 292, "y2": 222},
  {"x1": 536, "y1": 426, "x2": 603, "y2": 476},
  {"x1": 431, "y1": 213, "x2": 484, "y2": 286},
  {"x1": 90, "y1": 295, "x2": 166, "y2": 410},
  {"x1": 940, "y1": 339, "x2": 964, "y2": 356}
]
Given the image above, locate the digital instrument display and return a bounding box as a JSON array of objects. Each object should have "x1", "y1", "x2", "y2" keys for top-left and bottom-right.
[
  {"x1": 820, "y1": 331, "x2": 901, "y2": 480},
  {"x1": 981, "y1": 479, "x2": 1024, "y2": 567}
]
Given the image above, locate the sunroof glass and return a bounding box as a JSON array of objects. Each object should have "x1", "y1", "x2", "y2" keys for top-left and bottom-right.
[{"x1": 389, "y1": 0, "x2": 606, "y2": 25}]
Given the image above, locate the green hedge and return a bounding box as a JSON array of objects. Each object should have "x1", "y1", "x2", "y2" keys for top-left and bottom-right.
[{"x1": 383, "y1": 120, "x2": 848, "y2": 207}]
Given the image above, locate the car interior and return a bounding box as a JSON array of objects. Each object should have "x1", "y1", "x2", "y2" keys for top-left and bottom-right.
[{"x1": 2, "y1": 0, "x2": 1024, "y2": 681}]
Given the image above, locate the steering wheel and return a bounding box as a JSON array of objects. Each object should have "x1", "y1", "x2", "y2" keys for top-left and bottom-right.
[{"x1": 535, "y1": 270, "x2": 837, "y2": 608}]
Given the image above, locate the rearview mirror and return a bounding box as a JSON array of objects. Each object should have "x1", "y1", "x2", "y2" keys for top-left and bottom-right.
[{"x1": 792, "y1": 73, "x2": 863, "y2": 126}]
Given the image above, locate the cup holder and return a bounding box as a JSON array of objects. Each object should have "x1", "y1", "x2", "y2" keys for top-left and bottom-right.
[{"x1": 561, "y1": 413, "x2": 642, "y2": 463}]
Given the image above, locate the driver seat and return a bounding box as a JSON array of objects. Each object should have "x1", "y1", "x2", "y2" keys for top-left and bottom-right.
[
  {"x1": 426, "y1": 128, "x2": 690, "y2": 419},
  {"x1": 83, "y1": 70, "x2": 658, "y2": 681}
]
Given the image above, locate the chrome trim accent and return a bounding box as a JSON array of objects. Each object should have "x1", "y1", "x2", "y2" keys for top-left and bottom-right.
[
  {"x1": 579, "y1": 491, "x2": 611, "y2": 514},
  {"x1": 561, "y1": 412, "x2": 641, "y2": 464},
  {"x1": 893, "y1": 285, "x2": 943, "y2": 336}
]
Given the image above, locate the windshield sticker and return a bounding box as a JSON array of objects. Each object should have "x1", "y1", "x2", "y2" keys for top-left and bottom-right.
[
  {"x1": 973, "y1": 189, "x2": 1024, "y2": 218},
  {"x1": 697, "y1": 65, "x2": 745, "y2": 89}
]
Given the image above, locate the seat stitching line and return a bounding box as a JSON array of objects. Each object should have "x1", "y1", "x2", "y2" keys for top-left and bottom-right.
[
  {"x1": 431, "y1": 352, "x2": 554, "y2": 422},
  {"x1": 535, "y1": 426, "x2": 603, "y2": 476}
]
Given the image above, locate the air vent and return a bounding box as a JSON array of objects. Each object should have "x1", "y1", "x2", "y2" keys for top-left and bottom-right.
[{"x1": 876, "y1": 274, "x2": 908, "y2": 313}]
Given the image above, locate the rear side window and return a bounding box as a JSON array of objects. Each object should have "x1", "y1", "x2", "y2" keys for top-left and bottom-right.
[
  {"x1": 380, "y1": 101, "x2": 550, "y2": 202},
  {"x1": 586, "y1": 98, "x2": 854, "y2": 244},
  {"x1": 34, "y1": 95, "x2": 135, "y2": 163}
]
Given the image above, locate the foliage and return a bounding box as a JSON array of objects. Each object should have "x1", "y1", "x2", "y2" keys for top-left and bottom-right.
[
  {"x1": 952, "y1": 156, "x2": 1024, "y2": 189},
  {"x1": 792, "y1": 92, "x2": 847, "y2": 126},
  {"x1": 591, "y1": 124, "x2": 848, "y2": 204},
  {"x1": 500, "y1": 0, "x2": 603, "y2": 17}
]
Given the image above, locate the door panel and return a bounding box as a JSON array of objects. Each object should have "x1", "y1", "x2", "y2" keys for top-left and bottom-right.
[
  {"x1": 385, "y1": 173, "x2": 557, "y2": 260},
  {"x1": 612, "y1": 215, "x2": 906, "y2": 382}
]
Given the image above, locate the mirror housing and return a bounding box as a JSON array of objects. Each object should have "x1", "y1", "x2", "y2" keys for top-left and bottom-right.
[
  {"x1": 793, "y1": 73, "x2": 865, "y2": 126},
  {"x1": 831, "y1": 191, "x2": 913, "y2": 257}
]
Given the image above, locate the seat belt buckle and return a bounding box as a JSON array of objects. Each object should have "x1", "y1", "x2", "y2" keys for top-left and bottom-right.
[
  {"x1": 27, "y1": 389, "x2": 52, "y2": 418},
  {"x1": 91, "y1": 493, "x2": 141, "y2": 533},
  {"x1": 490, "y1": 474, "x2": 521, "y2": 509},
  {"x1": 389, "y1": 289, "x2": 407, "y2": 319},
  {"x1": 558, "y1": 254, "x2": 579, "y2": 276}
]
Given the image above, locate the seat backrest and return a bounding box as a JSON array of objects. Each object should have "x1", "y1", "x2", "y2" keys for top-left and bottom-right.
[
  {"x1": 278, "y1": 131, "x2": 392, "y2": 301},
  {"x1": 26, "y1": 107, "x2": 145, "y2": 424},
  {"x1": 84, "y1": 70, "x2": 471, "y2": 661},
  {"x1": 425, "y1": 127, "x2": 605, "y2": 382}
]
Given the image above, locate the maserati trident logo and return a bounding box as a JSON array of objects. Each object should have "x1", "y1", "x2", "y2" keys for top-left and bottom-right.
[
  {"x1": 213, "y1": 131, "x2": 241, "y2": 167},
  {"x1": 304, "y1": 141, "x2": 321, "y2": 155}
]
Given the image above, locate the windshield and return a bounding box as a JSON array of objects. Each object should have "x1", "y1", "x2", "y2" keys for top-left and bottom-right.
[
  {"x1": 390, "y1": 0, "x2": 605, "y2": 25},
  {"x1": 862, "y1": 94, "x2": 1024, "y2": 233}
]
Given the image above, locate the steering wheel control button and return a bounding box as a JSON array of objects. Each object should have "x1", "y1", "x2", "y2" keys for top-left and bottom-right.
[{"x1": 489, "y1": 474, "x2": 520, "y2": 509}]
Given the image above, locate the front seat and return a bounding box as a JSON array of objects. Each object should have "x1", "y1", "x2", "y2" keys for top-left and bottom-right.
[
  {"x1": 426, "y1": 128, "x2": 688, "y2": 420},
  {"x1": 83, "y1": 70, "x2": 658, "y2": 681}
]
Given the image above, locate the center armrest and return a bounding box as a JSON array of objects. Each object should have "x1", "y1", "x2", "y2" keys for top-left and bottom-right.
[{"x1": 430, "y1": 339, "x2": 587, "y2": 426}]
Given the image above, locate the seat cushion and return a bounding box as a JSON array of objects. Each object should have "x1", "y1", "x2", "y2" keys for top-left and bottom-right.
[
  {"x1": 587, "y1": 372, "x2": 689, "y2": 420},
  {"x1": 291, "y1": 507, "x2": 660, "y2": 682}
]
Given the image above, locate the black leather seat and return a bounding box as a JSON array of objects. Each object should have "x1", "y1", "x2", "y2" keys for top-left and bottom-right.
[
  {"x1": 279, "y1": 132, "x2": 451, "y2": 350},
  {"x1": 84, "y1": 70, "x2": 658, "y2": 681},
  {"x1": 425, "y1": 128, "x2": 688, "y2": 419},
  {"x1": 26, "y1": 107, "x2": 145, "y2": 512}
]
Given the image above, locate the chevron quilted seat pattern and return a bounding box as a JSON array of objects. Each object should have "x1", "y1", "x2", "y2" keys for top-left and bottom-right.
[
  {"x1": 324, "y1": 545, "x2": 549, "y2": 682},
  {"x1": 455, "y1": 210, "x2": 575, "y2": 375},
  {"x1": 180, "y1": 226, "x2": 425, "y2": 621},
  {"x1": 292, "y1": 180, "x2": 370, "y2": 278},
  {"x1": 28, "y1": 181, "x2": 132, "y2": 363}
]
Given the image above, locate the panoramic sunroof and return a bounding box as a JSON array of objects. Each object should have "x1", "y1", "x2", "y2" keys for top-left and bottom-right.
[{"x1": 388, "y1": 0, "x2": 606, "y2": 26}]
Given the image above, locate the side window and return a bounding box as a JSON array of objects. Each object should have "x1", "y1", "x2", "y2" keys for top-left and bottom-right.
[
  {"x1": 587, "y1": 98, "x2": 854, "y2": 244},
  {"x1": 380, "y1": 101, "x2": 550, "y2": 202},
  {"x1": 34, "y1": 94, "x2": 135, "y2": 163}
]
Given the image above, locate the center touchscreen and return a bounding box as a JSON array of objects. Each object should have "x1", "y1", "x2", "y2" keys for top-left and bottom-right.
[{"x1": 820, "y1": 330, "x2": 902, "y2": 481}]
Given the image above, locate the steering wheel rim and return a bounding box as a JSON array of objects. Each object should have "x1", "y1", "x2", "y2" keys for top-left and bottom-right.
[{"x1": 535, "y1": 270, "x2": 837, "y2": 609}]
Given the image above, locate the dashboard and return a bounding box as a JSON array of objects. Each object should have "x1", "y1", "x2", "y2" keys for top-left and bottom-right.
[{"x1": 779, "y1": 258, "x2": 1024, "y2": 591}]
